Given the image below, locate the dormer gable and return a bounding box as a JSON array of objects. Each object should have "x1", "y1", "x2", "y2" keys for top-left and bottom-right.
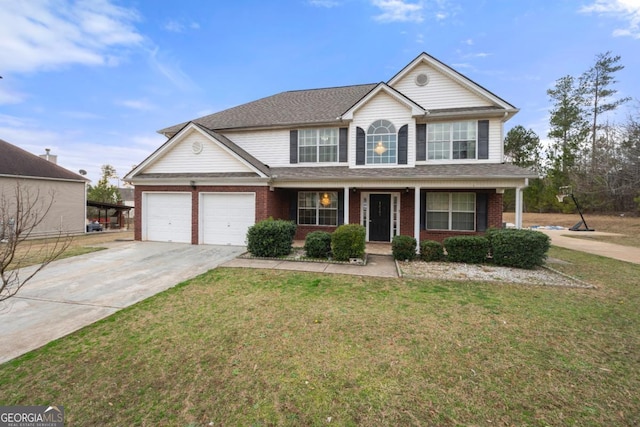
[{"x1": 339, "y1": 83, "x2": 425, "y2": 121}]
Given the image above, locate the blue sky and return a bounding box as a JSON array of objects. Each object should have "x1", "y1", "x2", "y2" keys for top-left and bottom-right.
[{"x1": 1, "y1": 0, "x2": 638, "y2": 185}]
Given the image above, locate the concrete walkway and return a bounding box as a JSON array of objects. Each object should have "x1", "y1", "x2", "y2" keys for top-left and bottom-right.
[
  {"x1": 539, "y1": 229, "x2": 640, "y2": 264},
  {"x1": 0, "y1": 241, "x2": 244, "y2": 364}
]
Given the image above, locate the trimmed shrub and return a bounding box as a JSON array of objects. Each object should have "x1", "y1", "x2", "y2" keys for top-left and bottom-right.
[
  {"x1": 331, "y1": 224, "x2": 366, "y2": 261},
  {"x1": 420, "y1": 240, "x2": 444, "y2": 262},
  {"x1": 246, "y1": 218, "x2": 296, "y2": 258},
  {"x1": 304, "y1": 231, "x2": 332, "y2": 259},
  {"x1": 490, "y1": 229, "x2": 550, "y2": 269},
  {"x1": 392, "y1": 235, "x2": 417, "y2": 261},
  {"x1": 443, "y1": 236, "x2": 489, "y2": 264}
]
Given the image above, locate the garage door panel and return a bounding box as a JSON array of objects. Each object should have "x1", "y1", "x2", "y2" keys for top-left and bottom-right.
[
  {"x1": 145, "y1": 193, "x2": 192, "y2": 243},
  {"x1": 201, "y1": 193, "x2": 255, "y2": 246}
]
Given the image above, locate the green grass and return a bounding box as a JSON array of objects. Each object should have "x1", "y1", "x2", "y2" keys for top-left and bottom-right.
[{"x1": 1, "y1": 247, "x2": 639, "y2": 426}]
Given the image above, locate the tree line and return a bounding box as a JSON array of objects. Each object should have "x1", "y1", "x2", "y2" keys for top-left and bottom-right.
[{"x1": 504, "y1": 51, "x2": 638, "y2": 214}]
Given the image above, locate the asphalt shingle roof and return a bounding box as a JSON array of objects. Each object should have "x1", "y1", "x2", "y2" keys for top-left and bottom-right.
[
  {"x1": 159, "y1": 84, "x2": 378, "y2": 135},
  {"x1": 269, "y1": 163, "x2": 539, "y2": 181},
  {"x1": 0, "y1": 138, "x2": 86, "y2": 181}
]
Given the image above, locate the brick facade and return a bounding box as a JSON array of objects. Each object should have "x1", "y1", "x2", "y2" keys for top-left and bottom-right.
[{"x1": 135, "y1": 186, "x2": 504, "y2": 244}]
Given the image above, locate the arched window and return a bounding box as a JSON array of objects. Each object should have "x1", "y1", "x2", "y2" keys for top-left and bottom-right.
[{"x1": 367, "y1": 120, "x2": 396, "y2": 164}]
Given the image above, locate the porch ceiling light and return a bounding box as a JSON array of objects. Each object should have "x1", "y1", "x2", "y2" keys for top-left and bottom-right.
[
  {"x1": 374, "y1": 141, "x2": 387, "y2": 155},
  {"x1": 320, "y1": 192, "x2": 331, "y2": 207}
]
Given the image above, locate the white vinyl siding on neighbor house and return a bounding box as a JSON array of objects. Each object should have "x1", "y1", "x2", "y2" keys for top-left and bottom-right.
[
  {"x1": 390, "y1": 63, "x2": 493, "y2": 110},
  {"x1": 145, "y1": 130, "x2": 253, "y2": 174},
  {"x1": 350, "y1": 92, "x2": 414, "y2": 168}
]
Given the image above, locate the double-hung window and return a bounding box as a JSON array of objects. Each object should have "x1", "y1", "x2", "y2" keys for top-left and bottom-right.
[
  {"x1": 427, "y1": 121, "x2": 477, "y2": 160},
  {"x1": 426, "y1": 192, "x2": 475, "y2": 231},
  {"x1": 299, "y1": 129, "x2": 338, "y2": 163},
  {"x1": 298, "y1": 191, "x2": 338, "y2": 226}
]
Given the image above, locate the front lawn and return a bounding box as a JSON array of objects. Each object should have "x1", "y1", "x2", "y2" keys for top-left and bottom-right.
[{"x1": 0, "y1": 247, "x2": 638, "y2": 426}]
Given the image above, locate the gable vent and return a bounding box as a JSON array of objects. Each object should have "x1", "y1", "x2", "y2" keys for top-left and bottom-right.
[{"x1": 415, "y1": 73, "x2": 429, "y2": 86}]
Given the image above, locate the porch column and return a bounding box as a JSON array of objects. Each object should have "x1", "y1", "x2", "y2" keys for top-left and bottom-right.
[
  {"x1": 343, "y1": 186, "x2": 350, "y2": 225},
  {"x1": 414, "y1": 186, "x2": 421, "y2": 246},
  {"x1": 515, "y1": 187, "x2": 523, "y2": 229}
]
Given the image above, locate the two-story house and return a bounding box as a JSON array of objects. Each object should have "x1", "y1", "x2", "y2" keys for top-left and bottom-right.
[{"x1": 124, "y1": 52, "x2": 536, "y2": 246}]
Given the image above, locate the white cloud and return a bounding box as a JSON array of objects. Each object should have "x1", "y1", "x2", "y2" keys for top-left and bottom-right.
[
  {"x1": 147, "y1": 47, "x2": 196, "y2": 91},
  {"x1": 462, "y1": 38, "x2": 474, "y2": 45},
  {"x1": 580, "y1": 0, "x2": 640, "y2": 39},
  {"x1": 164, "y1": 19, "x2": 200, "y2": 33},
  {"x1": 164, "y1": 20, "x2": 184, "y2": 33},
  {"x1": 0, "y1": 0, "x2": 143, "y2": 74},
  {"x1": 309, "y1": 0, "x2": 341, "y2": 7},
  {"x1": 372, "y1": 0, "x2": 424, "y2": 23},
  {"x1": 0, "y1": 86, "x2": 26, "y2": 105},
  {"x1": 117, "y1": 99, "x2": 156, "y2": 111}
]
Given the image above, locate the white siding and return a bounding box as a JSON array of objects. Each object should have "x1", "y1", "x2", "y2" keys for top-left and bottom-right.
[
  {"x1": 392, "y1": 63, "x2": 492, "y2": 110},
  {"x1": 349, "y1": 92, "x2": 415, "y2": 168},
  {"x1": 222, "y1": 129, "x2": 291, "y2": 167},
  {"x1": 146, "y1": 130, "x2": 253, "y2": 174}
]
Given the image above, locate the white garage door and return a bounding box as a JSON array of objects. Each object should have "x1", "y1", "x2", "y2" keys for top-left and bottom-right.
[
  {"x1": 144, "y1": 193, "x2": 192, "y2": 243},
  {"x1": 201, "y1": 193, "x2": 255, "y2": 246}
]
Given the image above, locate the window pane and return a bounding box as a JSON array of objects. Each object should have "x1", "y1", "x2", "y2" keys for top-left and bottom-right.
[
  {"x1": 367, "y1": 133, "x2": 397, "y2": 164},
  {"x1": 299, "y1": 209, "x2": 316, "y2": 225},
  {"x1": 426, "y1": 193, "x2": 449, "y2": 210},
  {"x1": 427, "y1": 123, "x2": 451, "y2": 160},
  {"x1": 452, "y1": 212, "x2": 475, "y2": 230},
  {"x1": 299, "y1": 146, "x2": 317, "y2": 162},
  {"x1": 319, "y1": 145, "x2": 337, "y2": 162},
  {"x1": 427, "y1": 212, "x2": 449, "y2": 230},
  {"x1": 452, "y1": 193, "x2": 475, "y2": 212},
  {"x1": 318, "y1": 209, "x2": 337, "y2": 226},
  {"x1": 299, "y1": 129, "x2": 317, "y2": 146}
]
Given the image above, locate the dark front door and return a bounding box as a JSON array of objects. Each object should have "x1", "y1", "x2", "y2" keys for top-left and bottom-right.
[{"x1": 369, "y1": 194, "x2": 391, "y2": 242}]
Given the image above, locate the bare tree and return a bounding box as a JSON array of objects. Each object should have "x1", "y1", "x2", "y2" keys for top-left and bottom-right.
[{"x1": 1, "y1": 182, "x2": 72, "y2": 302}]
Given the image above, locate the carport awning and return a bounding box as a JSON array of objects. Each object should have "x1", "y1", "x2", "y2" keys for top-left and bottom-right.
[{"x1": 87, "y1": 200, "x2": 134, "y2": 211}]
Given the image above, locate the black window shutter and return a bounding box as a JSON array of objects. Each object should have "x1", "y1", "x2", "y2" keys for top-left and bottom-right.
[
  {"x1": 290, "y1": 130, "x2": 298, "y2": 164},
  {"x1": 339, "y1": 128, "x2": 348, "y2": 163},
  {"x1": 416, "y1": 124, "x2": 426, "y2": 161},
  {"x1": 476, "y1": 192, "x2": 488, "y2": 232},
  {"x1": 420, "y1": 190, "x2": 426, "y2": 230},
  {"x1": 289, "y1": 191, "x2": 298, "y2": 222},
  {"x1": 478, "y1": 120, "x2": 489, "y2": 160},
  {"x1": 398, "y1": 124, "x2": 408, "y2": 165},
  {"x1": 356, "y1": 127, "x2": 365, "y2": 165},
  {"x1": 337, "y1": 191, "x2": 344, "y2": 225}
]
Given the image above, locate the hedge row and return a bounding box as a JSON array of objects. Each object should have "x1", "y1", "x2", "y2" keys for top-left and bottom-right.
[{"x1": 393, "y1": 229, "x2": 550, "y2": 269}]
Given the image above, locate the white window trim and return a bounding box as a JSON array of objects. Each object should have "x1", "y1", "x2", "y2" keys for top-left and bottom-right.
[
  {"x1": 426, "y1": 120, "x2": 478, "y2": 161},
  {"x1": 426, "y1": 192, "x2": 476, "y2": 231},
  {"x1": 366, "y1": 120, "x2": 398, "y2": 165},
  {"x1": 298, "y1": 128, "x2": 339, "y2": 164},
  {"x1": 297, "y1": 191, "x2": 338, "y2": 226}
]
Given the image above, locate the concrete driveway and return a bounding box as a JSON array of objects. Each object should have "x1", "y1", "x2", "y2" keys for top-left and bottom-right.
[{"x1": 0, "y1": 241, "x2": 244, "y2": 364}]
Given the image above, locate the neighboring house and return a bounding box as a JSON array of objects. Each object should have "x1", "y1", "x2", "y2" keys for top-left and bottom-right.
[
  {"x1": 118, "y1": 187, "x2": 135, "y2": 218},
  {"x1": 0, "y1": 139, "x2": 87, "y2": 238},
  {"x1": 125, "y1": 52, "x2": 536, "y2": 246}
]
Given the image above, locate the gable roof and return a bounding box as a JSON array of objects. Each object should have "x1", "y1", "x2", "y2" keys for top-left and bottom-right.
[
  {"x1": 339, "y1": 83, "x2": 426, "y2": 120},
  {"x1": 125, "y1": 122, "x2": 270, "y2": 181},
  {"x1": 158, "y1": 84, "x2": 378, "y2": 137},
  {"x1": 0, "y1": 138, "x2": 86, "y2": 182},
  {"x1": 388, "y1": 52, "x2": 517, "y2": 111}
]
